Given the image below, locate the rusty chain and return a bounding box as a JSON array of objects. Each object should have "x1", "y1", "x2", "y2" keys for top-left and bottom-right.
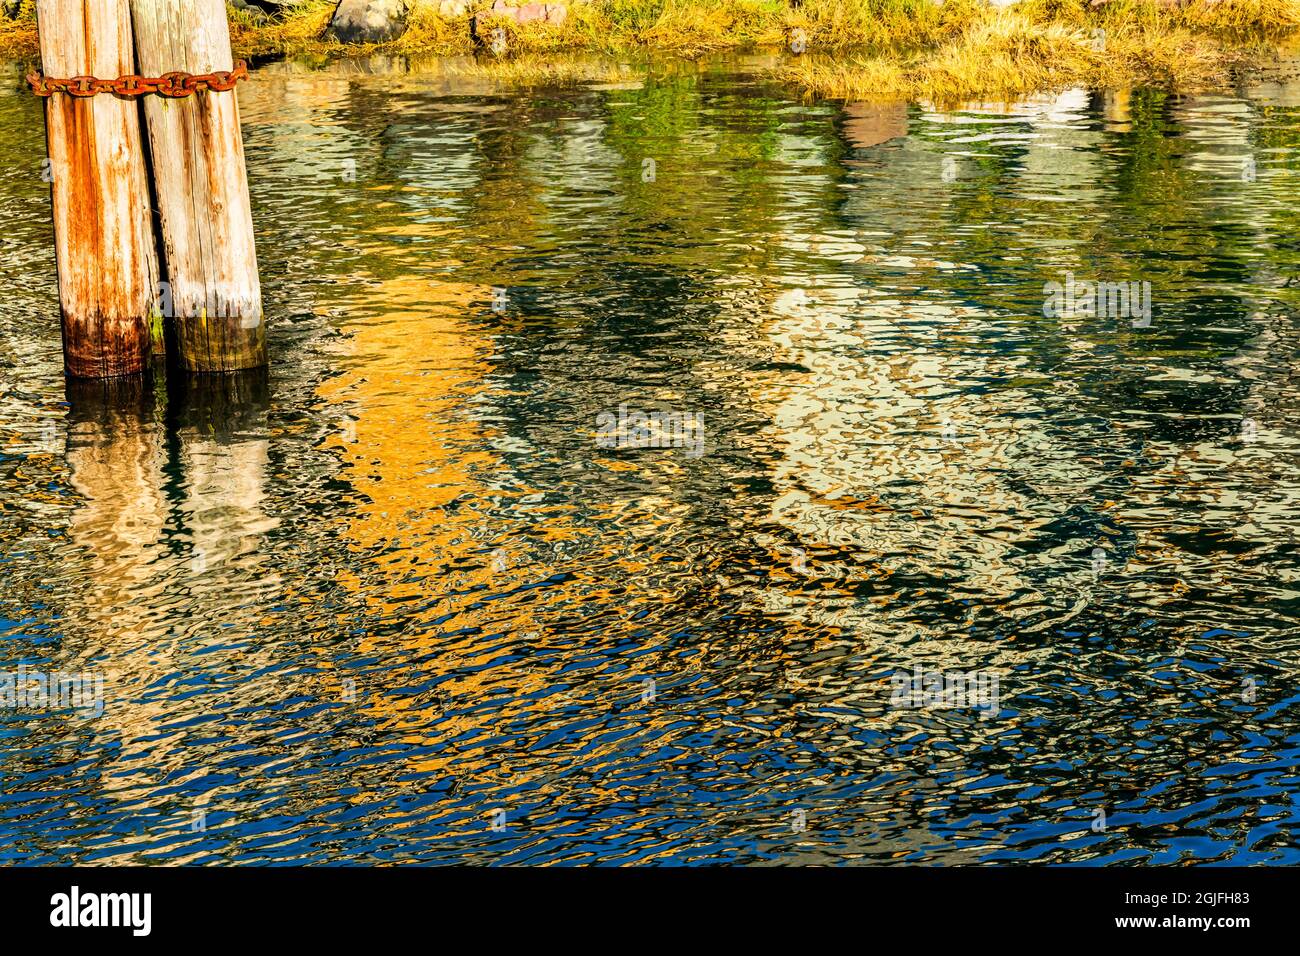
[{"x1": 26, "y1": 61, "x2": 249, "y2": 99}]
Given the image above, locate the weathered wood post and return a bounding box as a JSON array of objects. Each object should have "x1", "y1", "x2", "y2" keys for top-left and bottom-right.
[
  {"x1": 34, "y1": 0, "x2": 160, "y2": 378},
  {"x1": 131, "y1": 0, "x2": 266, "y2": 373}
]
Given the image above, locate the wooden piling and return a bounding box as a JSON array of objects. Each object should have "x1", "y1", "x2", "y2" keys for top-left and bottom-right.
[
  {"x1": 35, "y1": 0, "x2": 160, "y2": 379},
  {"x1": 130, "y1": 0, "x2": 265, "y2": 373}
]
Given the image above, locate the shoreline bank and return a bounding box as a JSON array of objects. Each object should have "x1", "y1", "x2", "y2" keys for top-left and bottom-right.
[{"x1": 2, "y1": 1, "x2": 1299, "y2": 100}]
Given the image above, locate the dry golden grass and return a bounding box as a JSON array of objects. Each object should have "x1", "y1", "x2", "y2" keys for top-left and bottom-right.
[
  {"x1": 777, "y1": 8, "x2": 1252, "y2": 103},
  {"x1": 633, "y1": 0, "x2": 786, "y2": 55},
  {"x1": 227, "y1": 0, "x2": 343, "y2": 57},
  {"x1": 0, "y1": 0, "x2": 1296, "y2": 98},
  {"x1": 444, "y1": 52, "x2": 644, "y2": 86},
  {"x1": 389, "y1": 1, "x2": 474, "y2": 55},
  {"x1": 0, "y1": 0, "x2": 37, "y2": 60},
  {"x1": 1015, "y1": 0, "x2": 1300, "y2": 32},
  {"x1": 787, "y1": 0, "x2": 987, "y2": 51},
  {"x1": 1170, "y1": 0, "x2": 1300, "y2": 31}
]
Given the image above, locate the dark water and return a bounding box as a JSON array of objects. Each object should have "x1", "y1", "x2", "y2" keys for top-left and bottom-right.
[{"x1": 2, "y1": 54, "x2": 1299, "y2": 865}]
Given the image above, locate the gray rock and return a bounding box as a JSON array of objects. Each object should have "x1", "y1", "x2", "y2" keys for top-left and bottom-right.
[
  {"x1": 1, "y1": 0, "x2": 23, "y2": 20},
  {"x1": 327, "y1": 0, "x2": 411, "y2": 43},
  {"x1": 229, "y1": 0, "x2": 270, "y2": 23},
  {"x1": 244, "y1": 0, "x2": 313, "y2": 10}
]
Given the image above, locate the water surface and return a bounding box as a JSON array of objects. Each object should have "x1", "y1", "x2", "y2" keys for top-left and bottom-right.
[{"x1": 2, "y1": 55, "x2": 1299, "y2": 864}]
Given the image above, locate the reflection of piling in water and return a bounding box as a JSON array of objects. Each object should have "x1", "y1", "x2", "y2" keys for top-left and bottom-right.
[
  {"x1": 65, "y1": 374, "x2": 164, "y2": 561},
  {"x1": 165, "y1": 369, "x2": 279, "y2": 588},
  {"x1": 64, "y1": 374, "x2": 167, "y2": 645},
  {"x1": 165, "y1": 367, "x2": 270, "y2": 439},
  {"x1": 62, "y1": 376, "x2": 172, "y2": 808},
  {"x1": 64, "y1": 371, "x2": 282, "y2": 806},
  {"x1": 66, "y1": 373, "x2": 160, "y2": 416}
]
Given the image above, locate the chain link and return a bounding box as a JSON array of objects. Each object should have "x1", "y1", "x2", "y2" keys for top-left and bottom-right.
[{"x1": 26, "y1": 61, "x2": 249, "y2": 99}]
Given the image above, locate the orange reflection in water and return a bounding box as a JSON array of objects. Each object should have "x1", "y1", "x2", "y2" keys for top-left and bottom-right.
[{"x1": 317, "y1": 276, "x2": 563, "y2": 769}]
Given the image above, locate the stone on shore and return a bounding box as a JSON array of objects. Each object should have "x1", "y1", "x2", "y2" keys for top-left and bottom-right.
[{"x1": 327, "y1": 0, "x2": 411, "y2": 44}]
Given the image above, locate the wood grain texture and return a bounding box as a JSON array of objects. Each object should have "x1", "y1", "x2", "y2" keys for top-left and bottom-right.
[
  {"x1": 36, "y1": 0, "x2": 159, "y2": 379},
  {"x1": 131, "y1": 0, "x2": 265, "y2": 373}
]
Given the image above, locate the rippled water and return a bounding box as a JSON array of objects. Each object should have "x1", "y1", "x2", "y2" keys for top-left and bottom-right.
[{"x1": 2, "y1": 53, "x2": 1299, "y2": 865}]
